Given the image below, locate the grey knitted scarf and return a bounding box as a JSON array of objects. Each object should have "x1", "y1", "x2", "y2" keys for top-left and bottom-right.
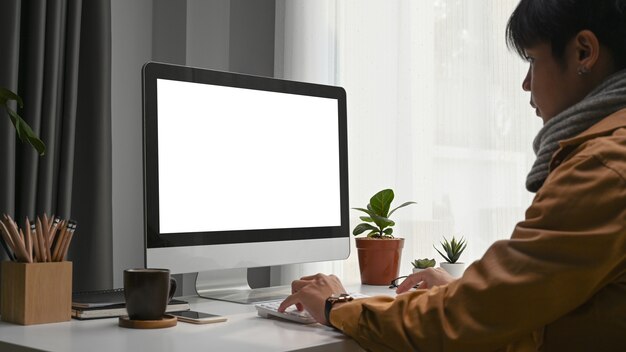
[{"x1": 526, "y1": 69, "x2": 626, "y2": 193}]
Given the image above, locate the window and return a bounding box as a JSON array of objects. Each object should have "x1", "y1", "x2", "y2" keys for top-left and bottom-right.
[{"x1": 275, "y1": 0, "x2": 541, "y2": 282}]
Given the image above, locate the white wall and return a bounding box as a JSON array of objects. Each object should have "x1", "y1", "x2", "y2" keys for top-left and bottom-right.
[{"x1": 111, "y1": 0, "x2": 153, "y2": 288}]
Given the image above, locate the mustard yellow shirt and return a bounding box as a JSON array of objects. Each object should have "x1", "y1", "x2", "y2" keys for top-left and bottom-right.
[{"x1": 331, "y1": 110, "x2": 626, "y2": 351}]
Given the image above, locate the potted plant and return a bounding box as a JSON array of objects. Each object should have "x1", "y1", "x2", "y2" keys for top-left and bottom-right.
[
  {"x1": 410, "y1": 258, "x2": 436, "y2": 273},
  {"x1": 434, "y1": 236, "x2": 467, "y2": 278},
  {"x1": 352, "y1": 189, "x2": 416, "y2": 285}
]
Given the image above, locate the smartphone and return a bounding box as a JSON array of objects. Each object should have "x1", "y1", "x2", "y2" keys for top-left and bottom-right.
[{"x1": 171, "y1": 311, "x2": 227, "y2": 324}]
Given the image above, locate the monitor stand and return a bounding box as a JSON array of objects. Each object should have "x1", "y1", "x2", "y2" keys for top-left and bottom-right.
[{"x1": 195, "y1": 268, "x2": 292, "y2": 304}]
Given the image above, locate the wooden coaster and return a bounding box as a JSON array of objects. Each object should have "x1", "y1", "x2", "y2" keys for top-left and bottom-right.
[{"x1": 118, "y1": 314, "x2": 177, "y2": 329}]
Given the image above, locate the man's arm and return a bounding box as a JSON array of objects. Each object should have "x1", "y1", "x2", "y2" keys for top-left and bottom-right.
[{"x1": 282, "y1": 151, "x2": 626, "y2": 351}]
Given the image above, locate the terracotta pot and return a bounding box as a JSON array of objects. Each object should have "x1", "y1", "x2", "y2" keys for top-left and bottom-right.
[{"x1": 355, "y1": 237, "x2": 404, "y2": 285}]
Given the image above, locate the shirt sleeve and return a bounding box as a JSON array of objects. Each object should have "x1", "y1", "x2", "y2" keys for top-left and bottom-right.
[{"x1": 331, "y1": 151, "x2": 626, "y2": 351}]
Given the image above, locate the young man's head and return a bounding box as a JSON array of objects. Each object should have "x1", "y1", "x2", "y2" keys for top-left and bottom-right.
[
  {"x1": 506, "y1": 0, "x2": 626, "y2": 122},
  {"x1": 506, "y1": 0, "x2": 626, "y2": 69}
]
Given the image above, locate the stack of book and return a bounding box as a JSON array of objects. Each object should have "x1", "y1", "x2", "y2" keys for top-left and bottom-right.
[{"x1": 72, "y1": 288, "x2": 189, "y2": 320}]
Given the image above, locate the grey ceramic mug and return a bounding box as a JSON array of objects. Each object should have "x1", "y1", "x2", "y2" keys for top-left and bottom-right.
[{"x1": 124, "y1": 268, "x2": 177, "y2": 320}]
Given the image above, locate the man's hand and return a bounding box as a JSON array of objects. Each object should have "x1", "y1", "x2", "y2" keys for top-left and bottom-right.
[
  {"x1": 278, "y1": 273, "x2": 347, "y2": 326},
  {"x1": 396, "y1": 267, "x2": 455, "y2": 293}
]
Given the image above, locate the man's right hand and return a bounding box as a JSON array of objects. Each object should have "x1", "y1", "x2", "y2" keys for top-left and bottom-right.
[{"x1": 396, "y1": 267, "x2": 455, "y2": 293}]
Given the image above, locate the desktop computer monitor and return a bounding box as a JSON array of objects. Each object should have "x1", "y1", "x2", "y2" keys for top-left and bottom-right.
[{"x1": 141, "y1": 62, "x2": 350, "y2": 301}]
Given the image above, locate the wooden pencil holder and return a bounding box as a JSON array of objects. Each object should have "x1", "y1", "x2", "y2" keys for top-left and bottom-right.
[{"x1": 1, "y1": 261, "x2": 72, "y2": 325}]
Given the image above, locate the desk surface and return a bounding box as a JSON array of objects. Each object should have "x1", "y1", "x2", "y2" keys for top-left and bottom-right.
[{"x1": 0, "y1": 284, "x2": 394, "y2": 352}]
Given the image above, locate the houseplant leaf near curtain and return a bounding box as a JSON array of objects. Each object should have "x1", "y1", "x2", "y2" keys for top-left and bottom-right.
[
  {"x1": 0, "y1": 0, "x2": 113, "y2": 291},
  {"x1": 0, "y1": 87, "x2": 46, "y2": 155}
]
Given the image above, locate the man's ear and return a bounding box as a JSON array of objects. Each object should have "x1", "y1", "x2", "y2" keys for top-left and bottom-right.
[{"x1": 574, "y1": 30, "x2": 600, "y2": 72}]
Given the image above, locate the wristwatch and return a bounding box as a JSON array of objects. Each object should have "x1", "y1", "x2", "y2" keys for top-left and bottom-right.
[{"x1": 324, "y1": 293, "x2": 354, "y2": 328}]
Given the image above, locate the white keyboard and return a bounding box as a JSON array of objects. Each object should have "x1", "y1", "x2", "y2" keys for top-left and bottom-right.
[
  {"x1": 256, "y1": 300, "x2": 317, "y2": 324},
  {"x1": 255, "y1": 292, "x2": 369, "y2": 324}
]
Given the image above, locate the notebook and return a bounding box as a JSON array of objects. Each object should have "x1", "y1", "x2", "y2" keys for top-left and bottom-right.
[{"x1": 71, "y1": 288, "x2": 189, "y2": 320}]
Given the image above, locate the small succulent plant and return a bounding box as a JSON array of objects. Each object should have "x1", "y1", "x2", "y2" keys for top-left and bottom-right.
[
  {"x1": 435, "y1": 236, "x2": 467, "y2": 264},
  {"x1": 411, "y1": 258, "x2": 436, "y2": 269}
]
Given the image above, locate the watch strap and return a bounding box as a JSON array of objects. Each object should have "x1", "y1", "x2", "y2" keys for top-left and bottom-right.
[{"x1": 324, "y1": 293, "x2": 353, "y2": 328}]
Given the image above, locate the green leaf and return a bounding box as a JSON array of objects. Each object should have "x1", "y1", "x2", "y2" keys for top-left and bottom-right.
[
  {"x1": 352, "y1": 223, "x2": 378, "y2": 236},
  {"x1": 353, "y1": 207, "x2": 376, "y2": 218},
  {"x1": 1, "y1": 88, "x2": 46, "y2": 156},
  {"x1": 383, "y1": 228, "x2": 393, "y2": 235},
  {"x1": 388, "y1": 201, "x2": 417, "y2": 217},
  {"x1": 411, "y1": 258, "x2": 436, "y2": 269},
  {"x1": 370, "y1": 213, "x2": 394, "y2": 232},
  {"x1": 7, "y1": 108, "x2": 46, "y2": 155},
  {"x1": 359, "y1": 216, "x2": 373, "y2": 222},
  {"x1": 369, "y1": 189, "x2": 394, "y2": 217},
  {"x1": 0, "y1": 87, "x2": 24, "y2": 107},
  {"x1": 435, "y1": 236, "x2": 466, "y2": 263},
  {"x1": 434, "y1": 246, "x2": 451, "y2": 263}
]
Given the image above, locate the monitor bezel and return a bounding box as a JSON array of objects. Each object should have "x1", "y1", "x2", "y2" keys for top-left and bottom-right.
[{"x1": 142, "y1": 62, "x2": 350, "y2": 250}]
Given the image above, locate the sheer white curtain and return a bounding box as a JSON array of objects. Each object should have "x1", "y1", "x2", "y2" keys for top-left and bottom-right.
[{"x1": 274, "y1": 0, "x2": 542, "y2": 284}]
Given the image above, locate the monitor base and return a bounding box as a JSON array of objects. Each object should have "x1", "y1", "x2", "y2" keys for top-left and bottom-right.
[{"x1": 195, "y1": 268, "x2": 291, "y2": 304}]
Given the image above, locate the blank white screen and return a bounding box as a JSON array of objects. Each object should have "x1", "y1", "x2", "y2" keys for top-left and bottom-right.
[{"x1": 157, "y1": 79, "x2": 342, "y2": 234}]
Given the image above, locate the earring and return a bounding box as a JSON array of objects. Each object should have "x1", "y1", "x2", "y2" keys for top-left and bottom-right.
[{"x1": 577, "y1": 66, "x2": 590, "y2": 75}]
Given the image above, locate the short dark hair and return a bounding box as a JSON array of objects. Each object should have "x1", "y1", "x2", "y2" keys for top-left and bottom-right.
[{"x1": 506, "y1": 0, "x2": 626, "y2": 69}]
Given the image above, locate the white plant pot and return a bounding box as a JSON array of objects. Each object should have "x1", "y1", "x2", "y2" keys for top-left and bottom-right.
[
  {"x1": 412, "y1": 267, "x2": 425, "y2": 274},
  {"x1": 440, "y1": 262, "x2": 465, "y2": 278}
]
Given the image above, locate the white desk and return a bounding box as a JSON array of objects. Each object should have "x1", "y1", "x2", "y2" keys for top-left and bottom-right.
[{"x1": 0, "y1": 285, "x2": 394, "y2": 352}]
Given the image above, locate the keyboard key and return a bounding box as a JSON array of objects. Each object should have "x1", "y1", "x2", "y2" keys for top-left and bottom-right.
[{"x1": 255, "y1": 292, "x2": 369, "y2": 324}]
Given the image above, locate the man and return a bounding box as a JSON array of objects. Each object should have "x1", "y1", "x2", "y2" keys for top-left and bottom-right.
[{"x1": 279, "y1": 0, "x2": 626, "y2": 350}]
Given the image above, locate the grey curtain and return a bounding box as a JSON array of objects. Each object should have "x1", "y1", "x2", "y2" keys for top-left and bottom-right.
[{"x1": 0, "y1": 0, "x2": 112, "y2": 291}]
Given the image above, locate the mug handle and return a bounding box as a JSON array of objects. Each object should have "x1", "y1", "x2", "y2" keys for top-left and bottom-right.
[{"x1": 168, "y1": 277, "x2": 177, "y2": 302}]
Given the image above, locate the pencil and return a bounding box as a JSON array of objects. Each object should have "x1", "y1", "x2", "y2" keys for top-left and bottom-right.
[
  {"x1": 41, "y1": 215, "x2": 52, "y2": 262},
  {"x1": 1, "y1": 216, "x2": 22, "y2": 253},
  {"x1": 42, "y1": 214, "x2": 49, "y2": 251},
  {"x1": 49, "y1": 217, "x2": 61, "y2": 250},
  {"x1": 42, "y1": 214, "x2": 48, "y2": 233},
  {"x1": 7, "y1": 217, "x2": 27, "y2": 259},
  {"x1": 52, "y1": 222, "x2": 67, "y2": 262},
  {"x1": 19, "y1": 228, "x2": 32, "y2": 263},
  {"x1": 60, "y1": 221, "x2": 77, "y2": 261},
  {"x1": 0, "y1": 233, "x2": 14, "y2": 261},
  {"x1": 0, "y1": 220, "x2": 16, "y2": 261},
  {"x1": 25, "y1": 218, "x2": 33, "y2": 263},
  {"x1": 36, "y1": 218, "x2": 47, "y2": 262},
  {"x1": 1, "y1": 220, "x2": 27, "y2": 262},
  {"x1": 30, "y1": 221, "x2": 40, "y2": 262}
]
